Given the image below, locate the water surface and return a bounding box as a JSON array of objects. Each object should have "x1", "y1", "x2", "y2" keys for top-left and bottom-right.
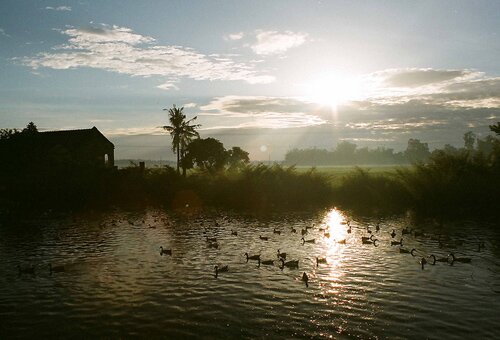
[{"x1": 1, "y1": 208, "x2": 499, "y2": 339}]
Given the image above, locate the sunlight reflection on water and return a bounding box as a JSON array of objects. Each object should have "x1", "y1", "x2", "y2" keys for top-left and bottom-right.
[{"x1": 0, "y1": 208, "x2": 499, "y2": 339}]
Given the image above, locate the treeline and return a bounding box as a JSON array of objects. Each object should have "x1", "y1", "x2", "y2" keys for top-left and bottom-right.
[
  {"x1": 283, "y1": 134, "x2": 498, "y2": 166},
  {"x1": 332, "y1": 124, "x2": 500, "y2": 217}
]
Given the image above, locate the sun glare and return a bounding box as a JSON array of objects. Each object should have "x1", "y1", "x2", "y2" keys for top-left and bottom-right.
[{"x1": 303, "y1": 72, "x2": 363, "y2": 109}]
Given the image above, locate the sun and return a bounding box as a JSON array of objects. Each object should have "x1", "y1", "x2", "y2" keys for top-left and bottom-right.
[{"x1": 302, "y1": 72, "x2": 363, "y2": 109}]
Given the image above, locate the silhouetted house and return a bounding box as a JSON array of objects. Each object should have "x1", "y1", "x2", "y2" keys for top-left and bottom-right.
[{"x1": 0, "y1": 127, "x2": 114, "y2": 173}]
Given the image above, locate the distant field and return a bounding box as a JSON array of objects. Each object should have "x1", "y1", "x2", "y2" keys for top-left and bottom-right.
[{"x1": 293, "y1": 165, "x2": 411, "y2": 186}]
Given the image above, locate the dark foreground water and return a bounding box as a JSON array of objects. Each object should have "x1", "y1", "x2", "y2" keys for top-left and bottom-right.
[{"x1": 1, "y1": 208, "x2": 499, "y2": 339}]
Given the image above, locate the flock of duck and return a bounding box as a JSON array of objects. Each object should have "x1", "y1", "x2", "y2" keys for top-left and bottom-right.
[
  {"x1": 16, "y1": 215, "x2": 482, "y2": 288},
  {"x1": 156, "y1": 217, "x2": 481, "y2": 288}
]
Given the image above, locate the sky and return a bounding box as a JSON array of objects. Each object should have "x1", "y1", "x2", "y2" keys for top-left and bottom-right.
[{"x1": 1, "y1": 0, "x2": 499, "y2": 160}]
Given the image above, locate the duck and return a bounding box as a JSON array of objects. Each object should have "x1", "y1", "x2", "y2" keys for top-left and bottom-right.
[
  {"x1": 206, "y1": 236, "x2": 217, "y2": 242},
  {"x1": 448, "y1": 253, "x2": 472, "y2": 263},
  {"x1": 277, "y1": 249, "x2": 287, "y2": 260},
  {"x1": 301, "y1": 228, "x2": 308, "y2": 236},
  {"x1": 428, "y1": 254, "x2": 448, "y2": 264},
  {"x1": 375, "y1": 223, "x2": 380, "y2": 232},
  {"x1": 214, "y1": 265, "x2": 228, "y2": 278},
  {"x1": 390, "y1": 229, "x2": 396, "y2": 238},
  {"x1": 257, "y1": 258, "x2": 274, "y2": 267},
  {"x1": 290, "y1": 227, "x2": 297, "y2": 233},
  {"x1": 316, "y1": 257, "x2": 327, "y2": 266},
  {"x1": 361, "y1": 235, "x2": 375, "y2": 242},
  {"x1": 231, "y1": 230, "x2": 238, "y2": 236},
  {"x1": 324, "y1": 232, "x2": 330, "y2": 238},
  {"x1": 362, "y1": 238, "x2": 379, "y2": 246},
  {"x1": 367, "y1": 227, "x2": 372, "y2": 234},
  {"x1": 279, "y1": 258, "x2": 299, "y2": 269},
  {"x1": 160, "y1": 246, "x2": 172, "y2": 256},
  {"x1": 337, "y1": 239, "x2": 346, "y2": 244},
  {"x1": 301, "y1": 237, "x2": 315, "y2": 244},
  {"x1": 208, "y1": 242, "x2": 219, "y2": 249},
  {"x1": 399, "y1": 248, "x2": 411, "y2": 254},
  {"x1": 391, "y1": 238, "x2": 403, "y2": 246},
  {"x1": 49, "y1": 263, "x2": 65, "y2": 274},
  {"x1": 347, "y1": 226, "x2": 352, "y2": 234},
  {"x1": 420, "y1": 257, "x2": 427, "y2": 270},
  {"x1": 402, "y1": 228, "x2": 410, "y2": 235},
  {"x1": 302, "y1": 272, "x2": 309, "y2": 287},
  {"x1": 18, "y1": 264, "x2": 35, "y2": 275},
  {"x1": 245, "y1": 252, "x2": 261, "y2": 261},
  {"x1": 273, "y1": 228, "x2": 281, "y2": 235},
  {"x1": 259, "y1": 235, "x2": 269, "y2": 241}
]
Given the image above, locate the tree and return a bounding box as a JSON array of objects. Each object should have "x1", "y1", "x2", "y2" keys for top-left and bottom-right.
[
  {"x1": 184, "y1": 138, "x2": 227, "y2": 173},
  {"x1": 161, "y1": 105, "x2": 200, "y2": 175},
  {"x1": 227, "y1": 146, "x2": 250, "y2": 170},
  {"x1": 463, "y1": 131, "x2": 476, "y2": 150},
  {"x1": 405, "y1": 138, "x2": 430, "y2": 163},
  {"x1": 0, "y1": 128, "x2": 19, "y2": 140},
  {"x1": 489, "y1": 122, "x2": 500, "y2": 135}
]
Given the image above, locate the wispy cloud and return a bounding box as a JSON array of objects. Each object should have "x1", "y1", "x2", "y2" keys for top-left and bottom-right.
[
  {"x1": 19, "y1": 24, "x2": 275, "y2": 90},
  {"x1": 45, "y1": 6, "x2": 72, "y2": 11},
  {"x1": 225, "y1": 32, "x2": 244, "y2": 41},
  {"x1": 200, "y1": 95, "x2": 326, "y2": 128},
  {"x1": 0, "y1": 28, "x2": 10, "y2": 38},
  {"x1": 251, "y1": 30, "x2": 308, "y2": 55}
]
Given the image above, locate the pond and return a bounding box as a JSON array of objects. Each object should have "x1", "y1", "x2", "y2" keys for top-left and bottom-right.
[{"x1": 1, "y1": 208, "x2": 499, "y2": 339}]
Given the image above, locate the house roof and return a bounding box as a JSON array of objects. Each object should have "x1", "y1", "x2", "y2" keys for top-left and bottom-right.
[
  {"x1": 37, "y1": 126, "x2": 114, "y2": 149},
  {"x1": 1, "y1": 126, "x2": 114, "y2": 150}
]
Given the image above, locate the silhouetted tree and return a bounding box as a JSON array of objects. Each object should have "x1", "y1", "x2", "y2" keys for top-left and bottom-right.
[
  {"x1": 490, "y1": 122, "x2": 500, "y2": 135},
  {"x1": 405, "y1": 138, "x2": 430, "y2": 163},
  {"x1": 227, "y1": 146, "x2": 250, "y2": 170},
  {"x1": 161, "y1": 105, "x2": 200, "y2": 175},
  {"x1": 22, "y1": 121, "x2": 38, "y2": 135},
  {"x1": 184, "y1": 137, "x2": 227, "y2": 173},
  {"x1": 0, "y1": 128, "x2": 19, "y2": 140}
]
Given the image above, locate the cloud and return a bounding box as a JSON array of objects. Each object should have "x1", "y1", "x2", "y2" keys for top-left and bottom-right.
[
  {"x1": 0, "y1": 28, "x2": 10, "y2": 37},
  {"x1": 251, "y1": 30, "x2": 308, "y2": 55},
  {"x1": 377, "y1": 68, "x2": 478, "y2": 88},
  {"x1": 225, "y1": 32, "x2": 244, "y2": 41},
  {"x1": 45, "y1": 6, "x2": 72, "y2": 11},
  {"x1": 183, "y1": 102, "x2": 197, "y2": 108},
  {"x1": 20, "y1": 24, "x2": 275, "y2": 90},
  {"x1": 200, "y1": 95, "x2": 327, "y2": 129}
]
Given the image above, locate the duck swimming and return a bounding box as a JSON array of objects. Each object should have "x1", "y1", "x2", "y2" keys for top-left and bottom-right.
[
  {"x1": 301, "y1": 237, "x2": 315, "y2": 244},
  {"x1": 390, "y1": 229, "x2": 396, "y2": 238},
  {"x1": 245, "y1": 252, "x2": 261, "y2": 261},
  {"x1": 428, "y1": 254, "x2": 448, "y2": 264},
  {"x1": 277, "y1": 249, "x2": 287, "y2": 260},
  {"x1": 391, "y1": 238, "x2": 403, "y2": 246},
  {"x1": 160, "y1": 246, "x2": 172, "y2": 256},
  {"x1": 316, "y1": 257, "x2": 327, "y2": 266},
  {"x1": 448, "y1": 253, "x2": 472, "y2": 263},
  {"x1": 279, "y1": 258, "x2": 299, "y2": 269},
  {"x1": 259, "y1": 235, "x2": 269, "y2": 241},
  {"x1": 214, "y1": 265, "x2": 228, "y2": 278}
]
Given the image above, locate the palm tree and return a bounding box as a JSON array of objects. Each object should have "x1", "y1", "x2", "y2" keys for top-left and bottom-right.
[{"x1": 162, "y1": 105, "x2": 200, "y2": 174}]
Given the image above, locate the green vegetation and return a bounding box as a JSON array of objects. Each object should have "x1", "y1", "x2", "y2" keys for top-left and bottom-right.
[{"x1": 1, "y1": 119, "x2": 499, "y2": 221}]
